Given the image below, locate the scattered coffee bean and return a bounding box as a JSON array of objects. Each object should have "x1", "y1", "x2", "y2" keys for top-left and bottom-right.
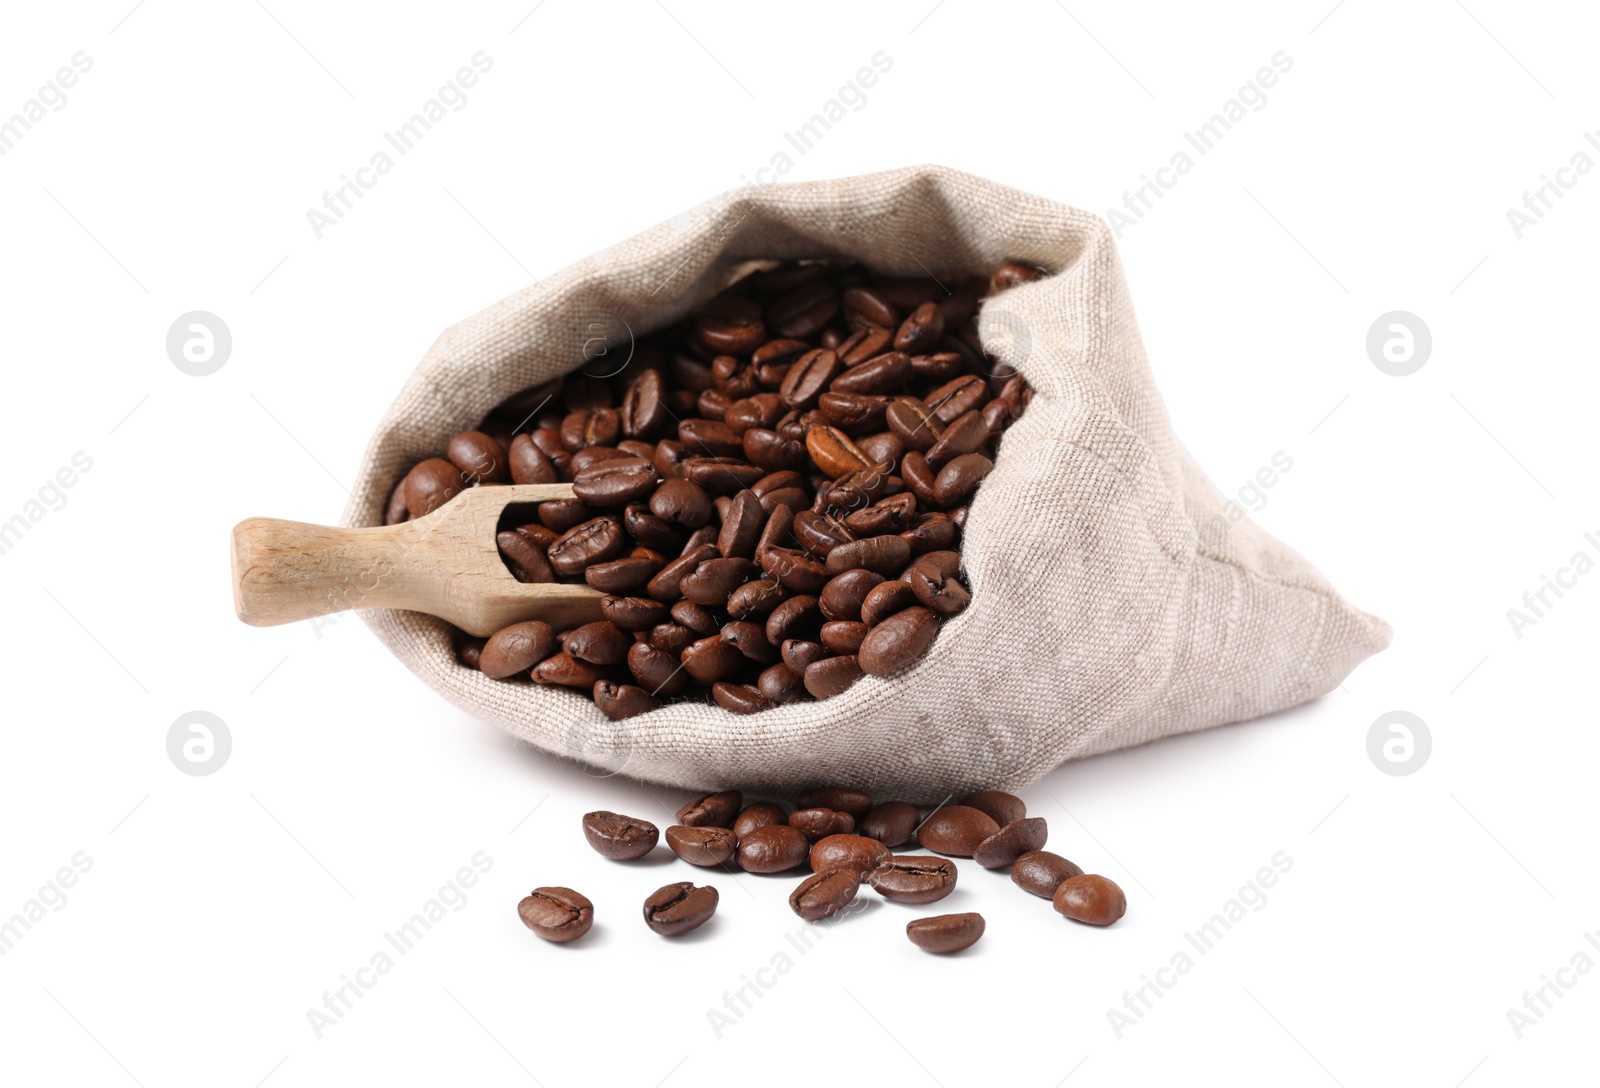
[
  {"x1": 643, "y1": 882, "x2": 719, "y2": 936},
  {"x1": 737, "y1": 824, "x2": 811, "y2": 873},
  {"x1": 869, "y1": 856, "x2": 958, "y2": 904},
  {"x1": 581, "y1": 811, "x2": 659, "y2": 860},
  {"x1": 478, "y1": 620, "x2": 555, "y2": 679},
  {"x1": 795, "y1": 787, "x2": 874, "y2": 819},
  {"x1": 676, "y1": 790, "x2": 742, "y2": 827},
  {"x1": 789, "y1": 869, "x2": 861, "y2": 921},
  {"x1": 858, "y1": 801, "x2": 920, "y2": 847},
  {"x1": 809, "y1": 834, "x2": 890, "y2": 876},
  {"x1": 665, "y1": 825, "x2": 738, "y2": 866},
  {"x1": 1011, "y1": 851, "x2": 1084, "y2": 898},
  {"x1": 960, "y1": 790, "x2": 1025, "y2": 827},
  {"x1": 906, "y1": 912, "x2": 984, "y2": 954},
  {"x1": 972, "y1": 817, "x2": 1049, "y2": 869},
  {"x1": 732, "y1": 802, "x2": 789, "y2": 838},
  {"x1": 518, "y1": 887, "x2": 594, "y2": 943},
  {"x1": 1053, "y1": 874, "x2": 1127, "y2": 926},
  {"x1": 789, "y1": 808, "x2": 855, "y2": 842},
  {"x1": 917, "y1": 805, "x2": 1000, "y2": 857}
]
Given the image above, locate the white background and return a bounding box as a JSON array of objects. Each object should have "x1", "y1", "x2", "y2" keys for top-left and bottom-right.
[{"x1": 1, "y1": 1, "x2": 1595, "y2": 1084}]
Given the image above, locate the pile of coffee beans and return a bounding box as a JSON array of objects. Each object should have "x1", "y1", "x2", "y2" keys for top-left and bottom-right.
[
  {"x1": 517, "y1": 787, "x2": 1127, "y2": 952},
  {"x1": 393, "y1": 259, "x2": 1043, "y2": 718}
]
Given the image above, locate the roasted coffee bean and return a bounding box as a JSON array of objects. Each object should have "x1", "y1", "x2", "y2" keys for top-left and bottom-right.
[
  {"x1": 926, "y1": 375, "x2": 989, "y2": 426},
  {"x1": 900, "y1": 451, "x2": 940, "y2": 506},
  {"x1": 933, "y1": 453, "x2": 994, "y2": 505},
  {"x1": 809, "y1": 834, "x2": 889, "y2": 875},
  {"x1": 676, "y1": 601, "x2": 720, "y2": 636},
  {"x1": 856, "y1": 431, "x2": 904, "y2": 466},
  {"x1": 509, "y1": 433, "x2": 559, "y2": 484},
  {"x1": 679, "y1": 558, "x2": 758, "y2": 606},
  {"x1": 906, "y1": 912, "x2": 984, "y2": 954},
  {"x1": 563, "y1": 621, "x2": 631, "y2": 665},
  {"x1": 990, "y1": 261, "x2": 1043, "y2": 292},
  {"x1": 1053, "y1": 874, "x2": 1127, "y2": 926},
  {"x1": 816, "y1": 391, "x2": 889, "y2": 431},
  {"x1": 679, "y1": 457, "x2": 766, "y2": 493},
  {"x1": 781, "y1": 639, "x2": 827, "y2": 674},
  {"x1": 820, "y1": 621, "x2": 868, "y2": 654},
  {"x1": 886, "y1": 397, "x2": 944, "y2": 452},
  {"x1": 518, "y1": 887, "x2": 594, "y2": 943},
  {"x1": 831, "y1": 351, "x2": 911, "y2": 396},
  {"x1": 825, "y1": 535, "x2": 911, "y2": 576},
  {"x1": 737, "y1": 824, "x2": 811, "y2": 872},
  {"x1": 758, "y1": 662, "x2": 807, "y2": 703},
  {"x1": 743, "y1": 427, "x2": 807, "y2": 472},
  {"x1": 796, "y1": 787, "x2": 873, "y2": 819},
  {"x1": 627, "y1": 642, "x2": 689, "y2": 696},
  {"x1": 769, "y1": 282, "x2": 838, "y2": 339},
  {"x1": 681, "y1": 636, "x2": 744, "y2": 683},
  {"x1": 869, "y1": 856, "x2": 958, "y2": 904},
  {"x1": 446, "y1": 431, "x2": 509, "y2": 483},
  {"x1": 717, "y1": 490, "x2": 766, "y2": 558},
  {"x1": 960, "y1": 790, "x2": 1025, "y2": 827},
  {"x1": 805, "y1": 426, "x2": 870, "y2": 478},
  {"x1": 902, "y1": 512, "x2": 957, "y2": 555},
  {"x1": 841, "y1": 285, "x2": 898, "y2": 330},
  {"x1": 677, "y1": 790, "x2": 742, "y2": 827},
  {"x1": 537, "y1": 499, "x2": 591, "y2": 533},
  {"x1": 649, "y1": 478, "x2": 713, "y2": 528},
  {"x1": 479, "y1": 620, "x2": 556, "y2": 678},
  {"x1": 837, "y1": 326, "x2": 894, "y2": 365},
  {"x1": 697, "y1": 295, "x2": 766, "y2": 355},
  {"x1": 568, "y1": 446, "x2": 629, "y2": 477},
  {"x1": 643, "y1": 882, "x2": 719, "y2": 936},
  {"x1": 648, "y1": 622, "x2": 698, "y2": 658},
  {"x1": 455, "y1": 636, "x2": 485, "y2": 669},
  {"x1": 726, "y1": 577, "x2": 788, "y2": 618},
  {"x1": 647, "y1": 543, "x2": 719, "y2": 603},
  {"x1": 498, "y1": 528, "x2": 557, "y2": 583},
  {"x1": 924, "y1": 410, "x2": 989, "y2": 469},
  {"x1": 819, "y1": 569, "x2": 882, "y2": 622},
  {"x1": 403, "y1": 458, "x2": 463, "y2": 517},
  {"x1": 789, "y1": 869, "x2": 861, "y2": 921},
  {"x1": 532, "y1": 652, "x2": 607, "y2": 688},
  {"x1": 721, "y1": 620, "x2": 778, "y2": 664},
  {"x1": 679, "y1": 418, "x2": 745, "y2": 460},
  {"x1": 973, "y1": 817, "x2": 1049, "y2": 869},
  {"x1": 792, "y1": 510, "x2": 855, "y2": 557},
  {"x1": 621, "y1": 369, "x2": 668, "y2": 439},
  {"x1": 572, "y1": 457, "x2": 657, "y2": 506},
  {"x1": 859, "y1": 580, "x2": 917, "y2": 627},
  {"x1": 713, "y1": 678, "x2": 774, "y2": 713},
  {"x1": 1011, "y1": 851, "x2": 1084, "y2": 898},
  {"x1": 752, "y1": 336, "x2": 812, "y2": 374},
  {"x1": 708, "y1": 804, "x2": 775, "y2": 846},
  {"x1": 844, "y1": 492, "x2": 917, "y2": 537},
  {"x1": 766, "y1": 595, "x2": 821, "y2": 645},
  {"x1": 665, "y1": 825, "x2": 738, "y2": 866},
  {"x1": 917, "y1": 805, "x2": 1000, "y2": 857},
  {"x1": 779, "y1": 349, "x2": 841, "y2": 410},
  {"x1": 789, "y1": 808, "x2": 855, "y2": 842},
  {"x1": 561, "y1": 408, "x2": 623, "y2": 450},
  {"x1": 910, "y1": 351, "x2": 962, "y2": 384},
  {"x1": 548, "y1": 517, "x2": 626, "y2": 576},
  {"x1": 582, "y1": 811, "x2": 660, "y2": 860},
  {"x1": 585, "y1": 555, "x2": 662, "y2": 594},
  {"x1": 859, "y1": 801, "x2": 920, "y2": 847},
  {"x1": 893, "y1": 301, "x2": 945, "y2": 355},
  {"x1": 907, "y1": 554, "x2": 970, "y2": 615},
  {"x1": 594, "y1": 680, "x2": 660, "y2": 720},
  {"x1": 803, "y1": 654, "x2": 863, "y2": 698},
  {"x1": 761, "y1": 546, "x2": 830, "y2": 594},
  {"x1": 385, "y1": 479, "x2": 410, "y2": 524},
  {"x1": 820, "y1": 461, "x2": 892, "y2": 511}
]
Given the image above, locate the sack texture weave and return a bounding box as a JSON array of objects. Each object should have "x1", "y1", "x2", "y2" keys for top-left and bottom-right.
[{"x1": 343, "y1": 164, "x2": 1390, "y2": 802}]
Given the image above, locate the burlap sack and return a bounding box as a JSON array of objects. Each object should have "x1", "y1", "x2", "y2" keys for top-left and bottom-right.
[{"x1": 342, "y1": 164, "x2": 1389, "y2": 802}]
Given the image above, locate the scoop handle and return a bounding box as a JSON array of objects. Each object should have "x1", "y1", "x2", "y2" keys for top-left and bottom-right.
[{"x1": 231, "y1": 517, "x2": 420, "y2": 627}]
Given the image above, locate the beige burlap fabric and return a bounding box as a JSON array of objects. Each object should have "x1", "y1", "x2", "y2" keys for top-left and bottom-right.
[{"x1": 342, "y1": 164, "x2": 1389, "y2": 802}]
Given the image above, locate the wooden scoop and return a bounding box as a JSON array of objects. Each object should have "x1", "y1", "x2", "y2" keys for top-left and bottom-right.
[{"x1": 231, "y1": 483, "x2": 606, "y2": 637}]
